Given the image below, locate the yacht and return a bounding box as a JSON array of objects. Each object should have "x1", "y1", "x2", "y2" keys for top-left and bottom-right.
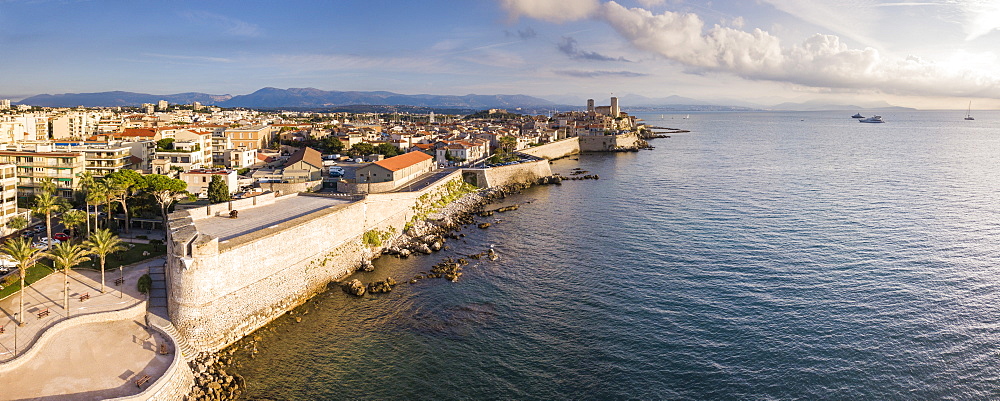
[
  {"x1": 859, "y1": 115, "x2": 884, "y2": 123},
  {"x1": 852, "y1": 113, "x2": 864, "y2": 118},
  {"x1": 965, "y1": 101, "x2": 974, "y2": 120}
]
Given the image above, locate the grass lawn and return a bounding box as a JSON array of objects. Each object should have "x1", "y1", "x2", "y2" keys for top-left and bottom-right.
[
  {"x1": 76, "y1": 242, "x2": 167, "y2": 272},
  {"x1": 0, "y1": 264, "x2": 57, "y2": 301}
]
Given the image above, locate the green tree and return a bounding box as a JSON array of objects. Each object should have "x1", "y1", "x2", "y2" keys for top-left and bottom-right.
[
  {"x1": 156, "y1": 138, "x2": 175, "y2": 150},
  {"x1": 37, "y1": 177, "x2": 56, "y2": 196},
  {"x1": 1, "y1": 237, "x2": 40, "y2": 327},
  {"x1": 32, "y1": 192, "x2": 68, "y2": 250},
  {"x1": 350, "y1": 142, "x2": 375, "y2": 157},
  {"x1": 375, "y1": 143, "x2": 401, "y2": 157},
  {"x1": 43, "y1": 241, "x2": 90, "y2": 316},
  {"x1": 143, "y1": 174, "x2": 189, "y2": 224},
  {"x1": 320, "y1": 136, "x2": 345, "y2": 153},
  {"x1": 498, "y1": 136, "x2": 517, "y2": 154},
  {"x1": 6, "y1": 215, "x2": 28, "y2": 232},
  {"x1": 207, "y1": 175, "x2": 230, "y2": 204},
  {"x1": 103, "y1": 170, "x2": 146, "y2": 233},
  {"x1": 60, "y1": 209, "x2": 87, "y2": 238},
  {"x1": 85, "y1": 228, "x2": 126, "y2": 294}
]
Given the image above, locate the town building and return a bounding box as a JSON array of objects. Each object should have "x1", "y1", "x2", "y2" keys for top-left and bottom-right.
[
  {"x1": 354, "y1": 150, "x2": 434, "y2": 193},
  {"x1": 0, "y1": 150, "x2": 85, "y2": 200},
  {"x1": 180, "y1": 169, "x2": 238, "y2": 198}
]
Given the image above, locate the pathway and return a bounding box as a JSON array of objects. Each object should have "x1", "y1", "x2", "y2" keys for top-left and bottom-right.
[{"x1": 0, "y1": 257, "x2": 160, "y2": 361}]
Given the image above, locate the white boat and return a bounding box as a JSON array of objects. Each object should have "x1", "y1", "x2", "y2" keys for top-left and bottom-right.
[
  {"x1": 683, "y1": 114, "x2": 690, "y2": 119},
  {"x1": 965, "y1": 101, "x2": 974, "y2": 120},
  {"x1": 859, "y1": 115, "x2": 884, "y2": 123}
]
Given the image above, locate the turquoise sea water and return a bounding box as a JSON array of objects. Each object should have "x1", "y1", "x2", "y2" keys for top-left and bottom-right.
[{"x1": 232, "y1": 110, "x2": 1000, "y2": 400}]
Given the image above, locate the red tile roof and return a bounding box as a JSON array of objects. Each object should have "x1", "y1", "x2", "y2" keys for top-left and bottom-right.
[{"x1": 374, "y1": 151, "x2": 433, "y2": 172}]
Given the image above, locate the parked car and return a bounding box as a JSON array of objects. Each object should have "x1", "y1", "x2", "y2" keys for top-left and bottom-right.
[
  {"x1": 36, "y1": 237, "x2": 61, "y2": 246},
  {"x1": 53, "y1": 233, "x2": 70, "y2": 241}
]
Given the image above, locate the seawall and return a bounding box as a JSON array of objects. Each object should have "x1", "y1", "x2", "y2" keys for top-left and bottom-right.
[
  {"x1": 166, "y1": 171, "x2": 470, "y2": 353},
  {"x1": 519, "y1": 137, "x2": 580, "y2": 160}
]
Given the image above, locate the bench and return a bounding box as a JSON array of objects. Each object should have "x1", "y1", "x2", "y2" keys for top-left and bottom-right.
[
  {"x1": 37, "y1": 309, "x2": 49, "y2": 318},
  {"x1": 135, "y1": 374, "x2": 151, "y2": 387},
  {"x1": 114, "y1": 277, "x2": 124, "y2": 286},
  {"x1": 79, "y1": 292, "x2": 90, "y2": 302}
]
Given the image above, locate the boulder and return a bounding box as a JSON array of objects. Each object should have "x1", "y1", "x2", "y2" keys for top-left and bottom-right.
[
  {"x1": 341, "y1": 279, "x2": 366, "y2": 297},
  {"x1": 414, "y1": 243, "x2": 432, "y2": 254}
]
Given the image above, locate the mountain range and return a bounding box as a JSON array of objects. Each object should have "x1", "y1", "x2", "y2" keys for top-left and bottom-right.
[
  {"x1": 16, "y1": 87, "x2": 558, "y2": 110},
  {"x1": 14, "y1": 87, "x2": 913, "y2": 112}
]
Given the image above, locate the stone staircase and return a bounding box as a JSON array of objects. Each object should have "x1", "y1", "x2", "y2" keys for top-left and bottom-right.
[
  {"x1": 147, "y1": 313, "x2": 197, "y2": 362},
  {"x1": 148, "y1": 263, "x2": 168, "y2": 319}
]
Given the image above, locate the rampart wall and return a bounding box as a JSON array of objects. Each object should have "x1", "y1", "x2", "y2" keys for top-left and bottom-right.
[
  {"x1": 579, "y1": 133, "x2": 641, "y2": 151},
  {"x1": 519, "y1": 137, "x2": 580, "y2": 160},
  {"x1": 463, "y1": 159, "x2": 553, "y2": 188},
  {"x1": 166, "y1": 170, "x2": 465, "y2": 353}
]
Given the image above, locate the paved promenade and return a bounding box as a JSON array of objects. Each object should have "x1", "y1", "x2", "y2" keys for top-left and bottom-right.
[
  {"x1": 0, "y1": 257, "x2": 170, "y2": 400},
  {"x1": 0, "y1": 258, "x2": 158, "y2": 360}
]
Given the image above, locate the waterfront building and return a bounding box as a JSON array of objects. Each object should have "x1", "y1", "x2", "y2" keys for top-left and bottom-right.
[{"x1": 355, "y1": 150, "x2": 434, "y2": 192}]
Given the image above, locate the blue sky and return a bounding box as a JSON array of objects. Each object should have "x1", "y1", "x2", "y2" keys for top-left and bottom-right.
[{"x1": 1, "y1": 0, "x2": 998, "y2": 109}]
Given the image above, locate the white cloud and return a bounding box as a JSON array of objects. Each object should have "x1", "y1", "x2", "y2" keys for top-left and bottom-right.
[
  {"x1": 181, "y1": 10, "x2": 261, "y2": 37},
  {"x1": 499, "y1": 0, "x2": 601, "y2": 23},
  {"x1": 497, "y1": 0, "x2": 1000, "y2": 98},
  {"x1": 961, "y1": 1, "x2": 1000, "y2": 40},
  {"x1": 636, "y1": 0, "x2": 665, "y2": 7}
]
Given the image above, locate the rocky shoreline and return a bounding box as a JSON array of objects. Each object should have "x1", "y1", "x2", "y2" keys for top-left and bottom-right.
[{"x1": 185, "y1": 176, "x2": 577, "y2": 400}]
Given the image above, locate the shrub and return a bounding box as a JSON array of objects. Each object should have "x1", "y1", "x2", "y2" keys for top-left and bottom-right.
[{"x1": 137, "y1": 274, "x2": 152, "y2": 294}]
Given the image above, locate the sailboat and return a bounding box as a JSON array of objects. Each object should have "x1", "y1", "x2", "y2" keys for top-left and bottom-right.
[
  {"x1": 965, "y1": 101, "x2": 975, "y2": 120},
  {"x1": 683, "y1": 114, "x2": 690, "y2": 119}
]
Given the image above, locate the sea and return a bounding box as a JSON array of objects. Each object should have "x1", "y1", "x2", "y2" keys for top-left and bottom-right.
[{"x1": 230, "y1": 110, "x2": 1000, "y2": 400}]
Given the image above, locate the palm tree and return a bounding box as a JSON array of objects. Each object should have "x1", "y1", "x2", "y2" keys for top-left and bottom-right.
[
  {"x1": 43, "y1": 241, "x2": 90, "y2": 315},
  {"x1": 60, "y1": 209, "x2": 86, "y2": 239},
  {"x1": 85, "y1": 182, "x2": 108, "y2": 231},
  {"x1": 32, "y1": 192, "x2": 68, "y2": 250},
  {"x1": 85, "y1": 228, "x2": 126, "y2": 294},
  {"x1": 1, "y1": 238, "x2": 40, "y2": 326},
  {"x1": 78, "y1": 171, "x2": 95, "y2": 235},
  {"x1": 6, "y1": 215, "x2": 28, "y2": 233}
]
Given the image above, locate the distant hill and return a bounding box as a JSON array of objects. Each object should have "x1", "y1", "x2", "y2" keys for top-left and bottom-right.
[
  {"x1": 220, "y1": 87, "x2": 557, "y2": 109},
  {"x1": 16, "y1": 87, "x2": 558, "y2": 110},
  {"x1": 769, "y1": 99, "x2": 916, "y2": 111},
  {"x1": 17, "y1": 91, "x2": 233, "y2": 107}
]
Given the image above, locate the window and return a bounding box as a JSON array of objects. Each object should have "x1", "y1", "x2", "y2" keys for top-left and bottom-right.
[{"x1": 202, "y1": 177, "x2": 207, "y2": 182}]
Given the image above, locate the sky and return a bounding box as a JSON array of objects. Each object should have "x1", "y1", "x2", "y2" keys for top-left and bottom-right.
[{"x1": 1, "y1": 0, "x2": 999, "y2": 109}]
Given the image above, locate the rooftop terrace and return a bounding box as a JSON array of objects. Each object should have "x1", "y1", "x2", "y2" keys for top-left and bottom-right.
[{"x1": 191, "y1": 195, "x2": 353, "y2": 242}]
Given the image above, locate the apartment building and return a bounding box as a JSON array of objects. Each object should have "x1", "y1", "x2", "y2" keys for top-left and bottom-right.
[
  {"x1": 0, "y1": 150, "x2": 85, "y2": 200},
  {"x1": 224, "y1": 125, "x2": 275, "y2": 150},
  {"x1": 0, "y1": 163, "x2": 26, "y2": 236}
]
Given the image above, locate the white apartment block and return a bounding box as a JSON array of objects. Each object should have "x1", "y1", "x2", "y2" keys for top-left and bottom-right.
[{"x1": 52, "y1": 111, "x2": 101, "y2": 139}]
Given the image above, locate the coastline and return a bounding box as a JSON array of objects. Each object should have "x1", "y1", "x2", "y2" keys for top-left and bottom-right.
[{"x1": 182, "y1": 178, "x2": 560, "y2": 400}]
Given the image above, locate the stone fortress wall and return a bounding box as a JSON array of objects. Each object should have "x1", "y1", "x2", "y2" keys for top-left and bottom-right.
[
  {"x1": 579, "y1": 132, "x2": 642, "y2": 151},
  {"x1": 166, "y1": 171, "x2": 465, "y2": 353},
  {"x1": 519, "y1": 137, "x2": 580, "y2": 160}
]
